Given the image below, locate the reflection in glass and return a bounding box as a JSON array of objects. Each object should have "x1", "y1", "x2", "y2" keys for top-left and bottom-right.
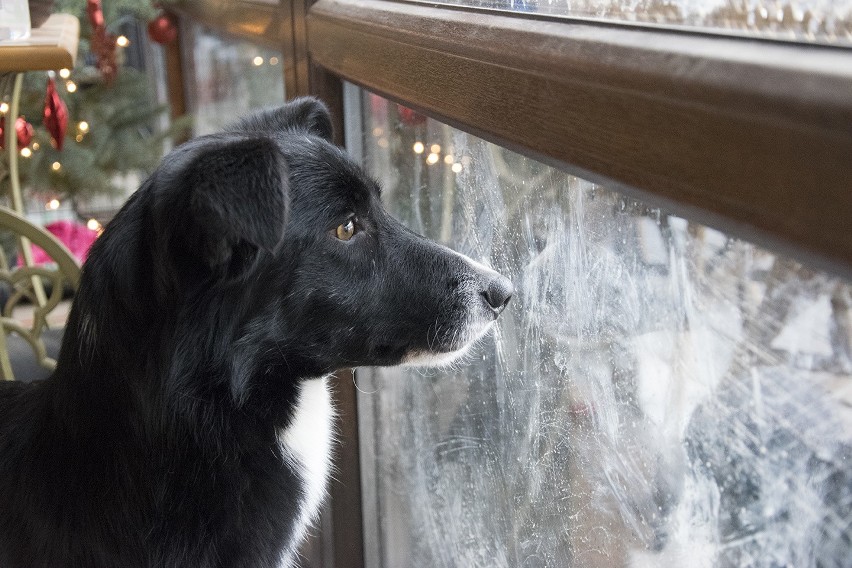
[
  {"x1": 182, "y1": 23, "x2": 285, "y2": 136},
  {"x1": 352, "y1": 89, "x2": 852, "y2": 567},
  {"x1": 412, "y1": 0, "x2": 852, "y2": 45}
]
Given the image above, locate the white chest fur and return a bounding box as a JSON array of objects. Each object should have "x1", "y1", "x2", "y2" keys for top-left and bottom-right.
[{"x1": 277, "y1": 376, "x2": 335, "y2": 560}]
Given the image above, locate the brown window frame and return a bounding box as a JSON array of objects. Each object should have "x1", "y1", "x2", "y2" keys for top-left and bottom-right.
[
  {"x1": 169, "y1": 2, "x2": 852, "y2": 566},
  {"x1": 307, "y1": 0, "x2": 852, "y2": 281}
]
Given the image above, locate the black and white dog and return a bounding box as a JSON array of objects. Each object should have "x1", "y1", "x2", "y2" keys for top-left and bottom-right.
[{"x1": 0, "y1": 98, "x2": 512, "y2": 567}]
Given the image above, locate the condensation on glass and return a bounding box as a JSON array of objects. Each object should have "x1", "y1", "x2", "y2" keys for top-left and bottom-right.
[
  {"x1": 413, "y1": 0, "x2": 852, "y2": 45},
  {"x1": 181, "y1": 23, "x2": 285, "y2": 136},
  {"x1": 349, "y1": 88, "x2": 852, "y2": 568}
]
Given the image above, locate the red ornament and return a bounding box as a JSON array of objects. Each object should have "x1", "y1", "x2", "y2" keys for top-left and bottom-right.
[
  {"x1": 0, "y1": 116, "x2": 34, "y2": 150},
  {"x1": 87, "y1": 0, "x2": 117, "y2": 83},
  {"x1": 147, "y1": 12, "x2": 177, "y2": 45},
  {"x1": 43, "y1": 77, "x2": 68, "y2": 150},
  {"x1": 397, "y1": 105, "x2": 427, "y2": 127}
]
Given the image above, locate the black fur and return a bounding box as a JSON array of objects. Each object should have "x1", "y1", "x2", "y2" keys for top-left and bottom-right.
[{"x1": 0, "y1": 98, "x2": 512, "y2": 567}]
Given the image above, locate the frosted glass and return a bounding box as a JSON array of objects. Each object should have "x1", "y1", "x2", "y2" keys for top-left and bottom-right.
[
  {"x1": 414, "y1": 0, "x2": 852, "y2": 45},
  {"x1": 353, "y1": 91, "x2": 852, "y2": 567}
]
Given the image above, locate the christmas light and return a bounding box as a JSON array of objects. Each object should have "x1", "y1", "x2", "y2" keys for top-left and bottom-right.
[
  {"x1": 51, "y1": 162, "x2": 61, "y2": 172},
  {"x1": 75, "y1": 134, "x2": 84, "y2": 142},
  {"x1": 451, "y1": 163, "x2": 463, "y2": 173},
  {"x1": 20, "y1": 148, "x2": 32, "y2": 158},
  {"x1": 444, "y1": 155, "x2": 454, "y2": 164},
  {"x1": 32, "y1": 142, "x2": 40, "y2": 150},
  {"x1": 87, "y1": 219, "x2": 101, "y2": 231},
  {"x1": 47, "y1": 199, "x2": 61, "y2": 210},
  {"x1": 78, "y1": 121, "x2": 89, "y2": 133},
  {"x1": 372, "y1": 127, "x2": 383, "y2": 137},
  {"x1": 0, "y1": 103, "x2": 8, "y2": 114},
  {"x1": 269, "y1": 57, "x2": 279, "y2": 65},
  {"x1": 253, "y1": 56, "x2": 264, "y2": 66},
  {"x1": 377, "y1": 138, "x2": 389, "y2": 149},
  {"x1": 426, "y1": 153, "x2": 440, "y2": 165},
  {"x1": 59, "y1": 68, "x2": 71, "y2": 79},
  {"x1": 430, "y1": 144, "x2": 441, "y2": 154},
  {"x1": 116, "y1": 35, "x2": 130, "y2": 47},
  {"x1": 413, "y1": 142, "x2": 425, "y2": 154},
  {"x1": 66, "y1": 81, "x2": 77, "y2": 93}
]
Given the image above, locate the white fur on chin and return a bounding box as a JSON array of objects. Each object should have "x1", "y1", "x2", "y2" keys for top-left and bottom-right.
[{"x1": 402, "y1": 319, "x2": 495, "y2": 368}]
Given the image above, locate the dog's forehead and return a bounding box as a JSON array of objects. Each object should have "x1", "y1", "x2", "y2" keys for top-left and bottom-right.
[
  {"x1": 285, "y1": 136, "x2": 378, "y2": 206},
  {"x1": 159, "y1": 132, "x2": 379, "y2": 220}
]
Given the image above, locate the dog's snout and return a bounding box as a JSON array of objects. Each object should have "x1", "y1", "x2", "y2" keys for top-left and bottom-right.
[{"x1": 482, "y1": 275, "x2": 513, "y2": 315}]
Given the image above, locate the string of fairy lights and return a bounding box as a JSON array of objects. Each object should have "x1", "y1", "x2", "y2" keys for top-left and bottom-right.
[
  {"x1": 412, "y1": 141, "x2": 468, "y2": 173},
  {"x1": 0, "y1": 34, "x2": 135, "y2": 234},
  {"x1": 372, "y1": 126, "x2": 472, "y2": 173},
  {"x1": 251, "y1": 55, "x2": 280, "y2": 67}
]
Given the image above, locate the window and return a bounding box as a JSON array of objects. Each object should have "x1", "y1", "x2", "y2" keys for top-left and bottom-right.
[
  {"x1": 180, "y1": 22, "x2": 285, "y2": 136},
  {"x1": 308, "y1": 0, "x2": 852, "y2": 281},
  {"x1": 171, "y1": 1, "x2": 852, "y2": 565},
  {"x1": 349, "y1": 87, "x2": 852, "y2": 567}
]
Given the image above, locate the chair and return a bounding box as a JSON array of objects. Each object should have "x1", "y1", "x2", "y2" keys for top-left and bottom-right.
[{"x1": 0, "y1": 205, "x2": 80, "y2": 380}]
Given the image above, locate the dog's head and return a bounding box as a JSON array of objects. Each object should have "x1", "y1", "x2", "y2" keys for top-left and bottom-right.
[{"x1": 66, "y1": 98, "x2": 512, "y2": 400}]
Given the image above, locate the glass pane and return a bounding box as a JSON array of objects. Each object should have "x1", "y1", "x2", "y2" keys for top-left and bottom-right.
[
  {"x1": 411, "y1": 0, "x2": 852, "y2": 45},
  {"x1": 351, "y1": 88, "x2": 852, "y2": 567},
  {"x1": 181, "y1": 22, "x2": 285, "y2": 136}
]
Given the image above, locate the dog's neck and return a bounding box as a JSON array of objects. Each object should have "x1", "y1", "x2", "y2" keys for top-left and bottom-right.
[{"x1": 51, "y1": 264, "x2": 307, "y2": 439}]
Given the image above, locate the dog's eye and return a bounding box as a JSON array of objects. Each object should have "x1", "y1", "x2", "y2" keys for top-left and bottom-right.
[{"x1": 335, "y1": 218, "x2": 357, "y2": 241}]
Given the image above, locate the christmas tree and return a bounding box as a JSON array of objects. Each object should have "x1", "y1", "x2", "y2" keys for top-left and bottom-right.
[{"x1": 3, "y1": 0, "x2": 188, "y2": 216}]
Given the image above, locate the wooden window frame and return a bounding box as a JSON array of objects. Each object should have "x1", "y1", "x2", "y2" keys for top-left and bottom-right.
[
  {"x1": 307, "y1": 0, "x2": 852, "y2": 281},
  {"x1": 169, "y1": 2, "x2": 852, "y2": 566},
  {"x1": 171, "y1": 0, "x2": 346, "y2": 141}
]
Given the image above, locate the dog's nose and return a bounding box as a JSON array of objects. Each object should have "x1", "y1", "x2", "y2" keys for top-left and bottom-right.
[{"x1": 482, "y1": 275, "x2": 513, "y2": 315}]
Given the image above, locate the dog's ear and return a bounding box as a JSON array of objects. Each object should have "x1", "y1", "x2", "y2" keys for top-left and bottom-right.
[
  {"x1": 180, "y1": 136, "x2": 288, "y2": 271},
  {"x1": 229, "y1": 97, "x2": 333, "y2": 141}
]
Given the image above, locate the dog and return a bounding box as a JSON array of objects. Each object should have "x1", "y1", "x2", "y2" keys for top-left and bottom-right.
[{"x1": 0, "y1": 98, "x2": 512, "y2": 567}]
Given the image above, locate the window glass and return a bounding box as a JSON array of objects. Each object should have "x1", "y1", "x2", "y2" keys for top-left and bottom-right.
[
  {"x1": 409, "y1": 0, "x2": 852, "y2": 45},
  {"x1": 181, "y1": 22, "x2": 285, "y2": 136},
  {"x1": 350, "y1": 87, "x2": 852, "y2": 567}
]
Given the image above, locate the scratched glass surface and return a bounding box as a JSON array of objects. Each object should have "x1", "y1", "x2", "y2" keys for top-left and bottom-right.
[
  {"x1": 182, "y1": 23, "x2": 285, "y2": 136},
  {"x1": 411, "y1": 0, "x2": 852, "y2": 44},
  {"x1": 351, "y1": 91, "x2": 852, "y2": 567}
]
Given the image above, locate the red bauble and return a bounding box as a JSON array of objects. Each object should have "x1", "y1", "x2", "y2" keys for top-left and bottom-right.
[
  {"x1": 16, "y1": 117, "x2": 34, "y2": 147},
  {"x1": 148, "y1": 12, "x2": 177, "y2": 45},
  {"x1": 397, "y1": 105, "x2": 427, "y2": 127},
  {"x1": 0, "y1": 116, "x2": 34, "y2": 150},
  {"x1": 43, "y1": 77, "x2": 69, "y2": 151}
]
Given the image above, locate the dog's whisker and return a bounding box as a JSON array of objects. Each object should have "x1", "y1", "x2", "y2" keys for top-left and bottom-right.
[{"x1": 352, "y1": 373, "x2": 378, "y2": 395}]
